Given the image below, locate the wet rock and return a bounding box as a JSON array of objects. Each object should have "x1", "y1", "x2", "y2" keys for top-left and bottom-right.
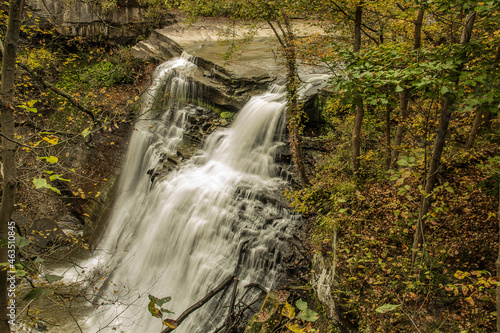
[
  {"x1": 57, "y1": 213, "x2": 84, "y2": 237},
  {"x1": 274, "y1": 143, "x2": 292, "y2": 164},
  {"x1": 11, "y1": 213, "x2": 31, "y2": 235},
  {"x1": 26, "y1": 217, "x2": 67, "y2": 252}
]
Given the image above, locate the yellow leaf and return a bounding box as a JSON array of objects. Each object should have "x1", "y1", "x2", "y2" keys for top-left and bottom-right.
[
  {"x1": 42, "y1": 136, "x2": 59, "y2": 145},
  {"x1": 286, "y1": 323, "x2": 307, "y2": 333},
  {"x1": 163, "y1": 319, "x2": 178, "y2": 328},
  {"x1": 282, "y1": 302, "x2": 296, "y2": 319}
]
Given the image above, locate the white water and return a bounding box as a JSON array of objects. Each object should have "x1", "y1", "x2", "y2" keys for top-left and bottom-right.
[{"x1": 82, "y1": 56, "x2": 299, "y2": 332}]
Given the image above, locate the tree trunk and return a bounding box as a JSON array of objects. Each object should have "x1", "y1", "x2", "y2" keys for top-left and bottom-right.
[
  {"x1": 354, "y1": 2, "x2": 362, "y2": 53},
  {"x1": 412, "y1": 11, "x2": 477, "y2": 265},
  {"x1": 390, "y1": 88, "x2": 410, "y2": 169},
  {"x1": 283, "y1": 14, "x2": 309, "y2": 187},
  {"x1": 385, "y1": 102, "x2": 392, "y2": 170},
  {"x1": 414, "y1": 7, "x2": 425, "y2": 50},
  {"x1": 352, "y1": 101, "x2": 364, "y2": 174},
  {"x1": 466, "y1": 108, "x2": 487, "y2": 149},
  {"x1": 466, "y1": 46, "x2": 499, "y2": 149},
  {"x1": 268, "y1": 14, "x2": 309, "y2": 187},
  {"x1": 0, "y1": 0, "x2": 24, "y2": 331},
  {"x1": 352, "y1": 2, "x2": 364, "y2": 174}
]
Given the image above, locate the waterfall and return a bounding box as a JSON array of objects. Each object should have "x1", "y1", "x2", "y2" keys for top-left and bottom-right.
[{"x1": 83, "y1": 55, "x2": 300, "y2": 332}]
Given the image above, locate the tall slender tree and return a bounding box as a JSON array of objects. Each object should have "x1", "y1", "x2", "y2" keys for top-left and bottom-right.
[
  {"x1": 412, "y1": 10, "x2": 477, "y2": 265},
  {"x1": 351, "y1": 1, "x2": 364, "y2": 174},
  {"x1": 0, "y1": 0, "x2": 25, "y2": 330}
]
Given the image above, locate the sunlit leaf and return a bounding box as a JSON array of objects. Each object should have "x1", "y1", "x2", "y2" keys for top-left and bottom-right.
[
  {"x1": 298, "y1": 308, "x2": 319, "y2": 322},
  {"x1": 163, "y1": 319, "x2": 178, "y2": 328},
  {"x1": 33, "y1": 178, "x2": 61, "y2": 194},
  {"x1": 375, "y1": 303, "x2": 400, "y2": 313},
  {"x1": 282, "y1": 302, "x2": 296, "y2": 319},
  {"x1": 286, "y1": 322, "x2": 307, "y2": 333},
  {"x1": 42, "y1": 136, "x2": 59, "y2": 145}
]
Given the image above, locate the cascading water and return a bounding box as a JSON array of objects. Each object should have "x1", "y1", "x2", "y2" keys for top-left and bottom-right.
[{"x1": 83, "y1": 54, "x2": 301, "y2": 332}]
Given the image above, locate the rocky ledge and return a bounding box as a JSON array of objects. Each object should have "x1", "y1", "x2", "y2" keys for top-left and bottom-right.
[{"x1": 132, "y1": 18, "x2": 326, "y2": 111}]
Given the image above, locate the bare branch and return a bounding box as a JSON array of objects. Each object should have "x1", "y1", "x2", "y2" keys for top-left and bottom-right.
[
  {"x1": 19, "y1": 63, "x2": 95, "y2": 122},
  {"x1": 161, "y1": 275, "x2": 235, "y2": 333}
]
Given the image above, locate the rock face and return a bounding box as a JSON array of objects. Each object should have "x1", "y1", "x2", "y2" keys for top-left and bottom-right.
[
  {"x1": 27, "y1": 0, "x2": 171, "y2": 43},
  {"x1": 132, "y1": 18, "x2": 328, "y2": 114}
]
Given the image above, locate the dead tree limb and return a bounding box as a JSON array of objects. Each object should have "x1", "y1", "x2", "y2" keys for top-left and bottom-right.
[
  {"x1": 18, "y1": 63, "x2": 95, "y2": 122},
  {"x1": 161, "y1": 275, "x2": 235, "y2": 333}
]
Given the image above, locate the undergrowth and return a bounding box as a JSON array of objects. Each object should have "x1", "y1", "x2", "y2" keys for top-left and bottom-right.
[{"x1": 287, "y1": 98, "x2": 500, "y2": 332}]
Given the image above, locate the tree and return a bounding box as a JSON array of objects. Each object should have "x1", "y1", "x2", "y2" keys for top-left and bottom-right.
[
  {"x1": 412, "y1": 9, "x2": 477, "y2": 265},
  {"x1": 351, "y1": 1, "x2": 364, "y2": 175},
  {"x1": 0, "y1": 0, "x2": 24, "y2": 330}
]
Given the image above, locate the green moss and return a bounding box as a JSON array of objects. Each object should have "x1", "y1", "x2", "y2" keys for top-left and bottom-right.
[{"x1": 220, "y1": 111, "x2": 235, "y2": 120}]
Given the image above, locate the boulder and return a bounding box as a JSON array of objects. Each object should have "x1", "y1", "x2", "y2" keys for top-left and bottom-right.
[{"x1": 57, "y1": 213, "x2": 84, "y2": 237}]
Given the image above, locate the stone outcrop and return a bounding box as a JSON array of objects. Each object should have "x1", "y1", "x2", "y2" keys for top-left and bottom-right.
[
  {"x1": 27, "y1": 0, "x2": 172, "y2": 42},
  {"x1": 131, "y1": 18, "x2": 328, "y2": 115}
]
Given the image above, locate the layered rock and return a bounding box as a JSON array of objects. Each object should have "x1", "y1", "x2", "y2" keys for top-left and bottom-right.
[
  {"x1": 27, "y1": 0, "x2": 172, "y2": 42},
  {"x1": 132, "y1": 18, "x2": 328, "y2": 114}
]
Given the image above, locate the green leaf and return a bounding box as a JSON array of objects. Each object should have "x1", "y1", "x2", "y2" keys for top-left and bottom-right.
[
  {"x1": 82, "y1": 128, "x2": 91, "y2": 138},
  {"x1": 32, "y1": 178, "x2": 61, "y2": 194},
  {"x1": 149, "y1": 294, "x2": 171, "y2": 307},
  {"x1": 46, "y1": 156, "x2": 58, "y2": 164},
  {"x1": 34, "y1": 257, "x2": 45, "y2": 264},
  {"x1": 15, "y1": 269, "x2": 27, "y2": 277},
  {"x1": 161, "y1": 307, "x2": 175, "y2": 315},
  {"x1": 15, "y1": 235, "x2": 30, "y2": 248},
  {"x1": 440, "y1": 86, "x2": 449, "y2": 95},
  {"x1": 45, "y1": 274, "x2": 64, "y2": 283},
  {"x1": 22, "y1": 287, "x2": 53, "y2": 301},
  {"x1": 38, "y1": 156, "x2": 58, "y2": 164},
  {"x1": 49, "y1": 174, "x2": 70, "y2": 182},
  {"x1": 296, "y1": 299, "x2": 307, "y2": 311},
  {"x1": 297, "y1": 308, "x2": 319, "y2": 322},
  {"x1": 375, "y1": 303, "x2": 400, "y2": 313}
]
